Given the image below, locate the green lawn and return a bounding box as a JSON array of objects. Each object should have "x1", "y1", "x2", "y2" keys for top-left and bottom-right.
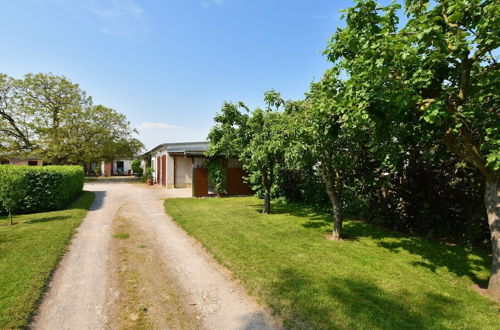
[
  {"x1": 0, "y1": 191, "x2": 95, "y2": 328},
  {"x1": 165, "y1": 196, "x2": 500, "y2": 329}
]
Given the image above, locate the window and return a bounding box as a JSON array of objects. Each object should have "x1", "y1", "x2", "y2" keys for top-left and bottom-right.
[
  {"x1": 1, "y1": 159, "x2": 10, "y2": 165},
  {"x1": 28, "y1": 160, "x2": 38, "y2": 166}
]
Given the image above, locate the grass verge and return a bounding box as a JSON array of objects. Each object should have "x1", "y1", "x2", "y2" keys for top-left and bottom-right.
[
  {"x1": 0, "y1": 191, "x2": 95, "y2": 328},
  {"x1": 165, "y1": 196, "x2": 500, "y2": 329}
]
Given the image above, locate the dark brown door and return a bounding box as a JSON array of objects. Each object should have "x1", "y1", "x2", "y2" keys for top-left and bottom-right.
[
  {"x1": 161, "y1": 155, "x2": 167, "y2": 186},
  {"x1": 156, "y1": 157, "x2": 161, "y2": 183}
]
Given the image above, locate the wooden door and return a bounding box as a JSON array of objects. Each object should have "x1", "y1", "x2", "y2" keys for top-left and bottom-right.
[
  {"x1": 161, "y1": 155, "x2": 167, "y2": 186},
  {"x1": 156, "y1": 157, "x2": 161, "y2": 183}
]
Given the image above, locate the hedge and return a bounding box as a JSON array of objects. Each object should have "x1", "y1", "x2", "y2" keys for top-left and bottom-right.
[{"x1": 0, "y1": 165, "x2": 84, "y2": 214}]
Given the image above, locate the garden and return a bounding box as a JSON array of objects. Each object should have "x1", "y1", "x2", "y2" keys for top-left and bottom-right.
[{"x1": 165, "y1": 197, "x2": 500, "y2": 329}]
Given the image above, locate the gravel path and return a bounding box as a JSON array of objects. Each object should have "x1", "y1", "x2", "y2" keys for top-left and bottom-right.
[{"x1": 32, "y1": 180, "x2": 279, "y2": 330}]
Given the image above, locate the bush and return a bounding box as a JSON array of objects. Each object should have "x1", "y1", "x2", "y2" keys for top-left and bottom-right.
[
  {"x1": 0, "y1": 165, "x2": 84, "y2": 214},
  {"x1": 207, "y1": 159, "x2": 226, "y2": 196},
  {"x1": 131, "y1": 159, "x2": 143, "y2": 176}
]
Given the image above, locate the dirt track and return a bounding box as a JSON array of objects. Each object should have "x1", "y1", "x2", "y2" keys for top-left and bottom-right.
[{"x1": 32, "y1": 180, "x2": 279, "y2": 330}]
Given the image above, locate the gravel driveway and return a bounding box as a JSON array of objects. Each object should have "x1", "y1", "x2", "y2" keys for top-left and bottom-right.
[{"x1": 32, "y1": 180, "x2": 279, "y2": 330}]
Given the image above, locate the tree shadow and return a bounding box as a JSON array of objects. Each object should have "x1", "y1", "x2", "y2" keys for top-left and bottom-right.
[
  {"x1": 26, "y1": 215, "x2": 71, "y2": 224},
  {"x1": 250, "y1": 201, "x2": 331, "y2": 225},
  {"x1": 239, "y1": 310, "x2": 278, "y2": 330},
  {"x1": 88, "y1": 191, "x2": 106, "y2": 211},
  {"x1": 262, "y1": 201, "x2": 491, "y2": 289},
  {"x1": 340, "y1": 221, "x2": 489, "y2": 287},
  {"x1": 376, "y1": 237, "x2": 490, "y2": 288},
  {"x1": 270, "y1": 267, "x2": 460, "y2": 329}
]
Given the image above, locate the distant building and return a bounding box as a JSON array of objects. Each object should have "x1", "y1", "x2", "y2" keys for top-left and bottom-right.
[
  {"x1": 100, "y1": 159, "x2": 133, "y2": 176},
  {"x1": 144, "y1": 141, "x2": 252, "y2": 197},
  {"x1": 0, "y1": 154, "x2": 43, "y2": 166}
]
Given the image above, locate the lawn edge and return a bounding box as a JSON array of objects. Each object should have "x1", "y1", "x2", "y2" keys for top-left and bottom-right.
[
  {"x1": 163, "y1": 198, "x2": 284, "y2": 328},
  {"x1": 24, "y1": 191, "x2": 96, "y2": 328}
]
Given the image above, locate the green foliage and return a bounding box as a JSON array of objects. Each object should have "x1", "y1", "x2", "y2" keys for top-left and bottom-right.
[
  {"x1": 0, "y1": 73, "x2": 144, "y2": 164},
  {"x1": 207, "y1": 91, "x2": 287, "y2": 213},
  {"x1": 207, "y1": 158, "x2": 226, "y2": 196},
  {"x1": 145, "y1": 166, "x2": 152, "y2": 179},
  {"x1": 0, "y1": 165, "x2": 84, "y2": 215},
  {"x1": 131, "y1": 159, "x2": 143, "y2": 176},
  {"x1": 140, "y1": 165, "x2": 152, "y2": 182},
  {"x1": 325, "y1": 0, "x2": 499, "y2": 180},
  {"x1": 0, "y1": 170, "x2": 26, "y2": 224}
]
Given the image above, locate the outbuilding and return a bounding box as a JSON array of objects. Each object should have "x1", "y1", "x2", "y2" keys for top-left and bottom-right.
[{"x1": 145, "y1": 141, "x2": 252, "y2": 197}]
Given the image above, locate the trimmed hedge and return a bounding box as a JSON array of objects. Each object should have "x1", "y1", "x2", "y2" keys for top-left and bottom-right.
[{"x1": 0, "y1": 165, "x2": 84, "y2": 214}]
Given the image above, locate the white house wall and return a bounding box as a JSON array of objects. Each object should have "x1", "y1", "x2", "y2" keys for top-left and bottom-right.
[{"x1": 113, "y1": 159, "x2": 132, "y2": 175}]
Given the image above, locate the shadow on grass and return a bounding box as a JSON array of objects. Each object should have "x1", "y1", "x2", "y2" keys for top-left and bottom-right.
[
  {"x1": 341, "y1": 221, "x2": 490, "y2": 288},
  {"x1": 261, "y1": 201, "x2": 491, "y2": 288},
  {"x1": 271, "y1": 268, "x2": 457, "y2": 329},
  {"x1": 250, "y1": 202, "x2": 331, "y2": 227},
  {"x1": 377, "y1": 237, "x2": 489, "y2": 288},
  {"x1": 26, "y1": 215, "x2": 71, "y2": 224}
]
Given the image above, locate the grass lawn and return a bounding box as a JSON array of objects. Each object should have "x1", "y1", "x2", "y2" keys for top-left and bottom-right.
[
  {"x1": 0, "y1": 191, "x2": 95, "y2": 328},
  {"x1": 165, "y1": 196, "x2": 500, "y2": 329}
]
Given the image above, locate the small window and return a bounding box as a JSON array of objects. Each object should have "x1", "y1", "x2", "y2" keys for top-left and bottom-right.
[
  {"x1": 28, "y1": 160, "x2": 38, "y2": 166},
  {"x1": 1, "y1": 160, "x2": 10, "y2": 165}
]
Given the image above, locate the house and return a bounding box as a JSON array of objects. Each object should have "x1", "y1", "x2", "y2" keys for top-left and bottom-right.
[
  {"x1": 100, "y1": 159, "x2": 133, "y2": 176},
  {"x1": 144, "y1": 141, "x2": 252, "y2": 197},
  {"x1": 0, "y1": 154, "x2": 43, "y2": 166}
]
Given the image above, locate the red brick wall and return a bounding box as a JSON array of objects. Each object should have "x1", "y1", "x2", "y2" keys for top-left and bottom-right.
[
  {"x1": 226, "y1": 168, "x2": 252, "y2": 195},
  {"x1": 193, "y1": 168, "x2": 209, "y2": 197}
]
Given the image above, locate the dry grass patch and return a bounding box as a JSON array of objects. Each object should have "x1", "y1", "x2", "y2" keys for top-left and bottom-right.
[{"x1": 106, "y1": 209, "x2": 202, "y2": 329}]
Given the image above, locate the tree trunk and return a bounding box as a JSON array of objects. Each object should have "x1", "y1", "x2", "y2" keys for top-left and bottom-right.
[
  {"x1": 325, "y1": 178, "x2": 342, "y2": 240},
  {"x1": 263, "y1": 186, "x2": 271, "y2": 214},
  {"x1": 260, "y1": 166, "x2": 272, "y2": 214},
  {"x1": 485, "y1": 178, "x2": 500, "y2": 300}
]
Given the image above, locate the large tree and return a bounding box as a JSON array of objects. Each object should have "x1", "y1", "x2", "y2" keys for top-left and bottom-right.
[
  {"x1": 0, "y1": 73, "x2": 143, "y2": 164},
  {"x1": 286, "y1": 71, "x2": 367, "y2": 240},
  {"x1": 0, "y1": 74, "x2": 33, "y2": 152},
  {"x1": 325, "y1": 0, "x2": 500, "y2": 299}
]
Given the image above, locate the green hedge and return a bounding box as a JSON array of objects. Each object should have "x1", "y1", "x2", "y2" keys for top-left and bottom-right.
[{"x1": 0, "y1": 165, "x2": 84, "y2": 214}]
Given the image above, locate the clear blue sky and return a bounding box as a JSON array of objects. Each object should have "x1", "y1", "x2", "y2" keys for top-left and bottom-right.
[{"x1": 1, "y1": 0, "x2": 359, "y2": 150}]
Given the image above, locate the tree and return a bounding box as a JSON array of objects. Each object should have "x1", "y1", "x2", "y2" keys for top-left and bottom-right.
[
  {"x1": 207, "y1": 91, "x2": 286, "y2": 214},
  {"x1": 325, "y1": 0, "x2": 500, "y2": 298},
  {"x1": 0, "y1": 74, "x2": 33, "y2": 152},
  {"x1": 15, "y1": 73, "x2": 93, "y2": 164},
  {"x1": 286, "y1": 71, "x2": 367, "y2": 240},
  {"x1": 0, "y1": 73, "x2": 143, "y2": 165}
]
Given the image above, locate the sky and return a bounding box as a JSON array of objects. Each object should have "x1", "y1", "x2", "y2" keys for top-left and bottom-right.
[{"x1": 1, "y1": 0, "x2": 358, "y2": 151}]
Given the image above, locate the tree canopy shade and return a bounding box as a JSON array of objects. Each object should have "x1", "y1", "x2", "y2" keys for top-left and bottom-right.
[
  {"x1": 0, "y1": 73, "x2": 143, "y2": 164},
  {"x1": 324, "y1": 0, "x2": 499, "y2": 299}
]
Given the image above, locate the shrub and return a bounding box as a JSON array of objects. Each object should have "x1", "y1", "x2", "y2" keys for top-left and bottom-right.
[
  {"x1": 0, "y1": 170, "x2": 27, "y2": 224},
  {"x1": 207, "y1": 159, "x2": 226, "y2": 196},
  {"x1": 0, "y1": 165, "x2": 84, "y2": 215},
  {"x1": 131, "y1": 159, "x2": 143, "y2": 176}
]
